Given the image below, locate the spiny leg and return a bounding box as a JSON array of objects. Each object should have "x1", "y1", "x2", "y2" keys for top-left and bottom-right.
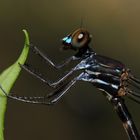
[
  {"x1": 0, "y1": 73, "x2": 84, "y2": 105},
  {"x1": 0, "y1": 85, "x2": 52, "y2": 105},
  {"x1": 46, "y1": 72, "x2": 86, "y2": 104},
  {"x1": 20, "y1": 55, "x2": 87, "y2": 89},
  {"x1": 47, "y1": 72, "x2": 128, "y2": 104},
  {"x1": 0, "y1": 73, "x2": 94, "y2": 104},
  {"x1": 30, "y1": 44, "x2": 79, "y2": 69},
  {"x1": 46, "y1": 78, "x2": 77, "y2": 104},
  {"x1": 20, "y1": 63, "x2": 78, "y2": 88}
]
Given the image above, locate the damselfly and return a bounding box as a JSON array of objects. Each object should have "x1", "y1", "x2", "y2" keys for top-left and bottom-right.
[{"x1": 1, "y1": 28, "x2": 140, "y2": 140}]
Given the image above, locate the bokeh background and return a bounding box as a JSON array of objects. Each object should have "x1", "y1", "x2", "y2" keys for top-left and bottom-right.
[{"x1": 0, "y1": 0, "x2": 140, "y2": 140}]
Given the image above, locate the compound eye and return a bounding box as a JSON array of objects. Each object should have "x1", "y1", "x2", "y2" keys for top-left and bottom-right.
[{"x1": 71, "y1": 29, "x2": 91, "y2": 49}]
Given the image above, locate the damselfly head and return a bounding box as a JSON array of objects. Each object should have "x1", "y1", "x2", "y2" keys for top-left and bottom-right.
[{"x1": 62, "y1": 28, "x2": 92, "y2": 51}]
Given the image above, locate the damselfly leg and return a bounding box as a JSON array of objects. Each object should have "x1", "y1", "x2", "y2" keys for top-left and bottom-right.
[
  {"x1": 30, "y1": 44, "x2": 80, "y2": 69},
  {"x1": 1, "y1": 28, "x2": 140, "y2": 107},
  {"x1": 1, "y1": 28, "x2": 140, "y2": 140}
]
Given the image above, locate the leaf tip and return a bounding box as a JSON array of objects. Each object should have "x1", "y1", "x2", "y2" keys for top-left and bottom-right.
[
  {"x1": 22, "y1": 29, "x2": 27, "y2": 35},
  {"x1": 22, "y1": 29, "x2": 29, "y2": 46}
]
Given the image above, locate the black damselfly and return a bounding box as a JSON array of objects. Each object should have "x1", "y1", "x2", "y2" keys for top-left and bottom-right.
[{"x1": 1, "y1": 28, "x2": 140, "y2": 140}]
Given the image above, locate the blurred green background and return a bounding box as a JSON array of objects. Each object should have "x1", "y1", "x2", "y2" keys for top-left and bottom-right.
[{"x1": 0, "y1": 0, "x2": 140, "y2": 140}]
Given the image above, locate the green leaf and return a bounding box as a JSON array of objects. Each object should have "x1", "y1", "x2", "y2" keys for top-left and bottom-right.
[{"x1": 0, "y1": 30, "x2": 30, "y2": 140}]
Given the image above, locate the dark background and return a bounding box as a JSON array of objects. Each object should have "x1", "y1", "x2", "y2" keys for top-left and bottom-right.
[{"x1": 0, "y1": 0, "x2": 140, "y2": 140}]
